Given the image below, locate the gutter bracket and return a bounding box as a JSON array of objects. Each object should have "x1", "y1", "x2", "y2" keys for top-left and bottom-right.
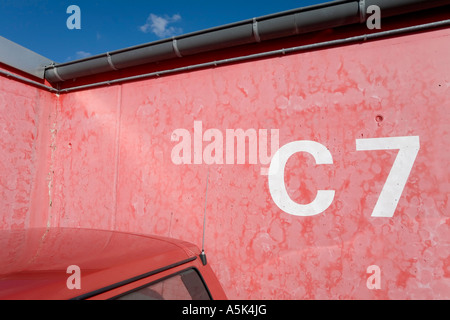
[
  {"x1": 359, "y1": 0, "x2": 366, "y2": 23},
  {"x1": 172, "y1": 38, "x2": 183, "y2": 58},
  {"x1": 252, "y1": 18, "x2": 261, "y2": 43},
  {"x1": 106, "y1": 52, "x2": 119, "y2": 71}
]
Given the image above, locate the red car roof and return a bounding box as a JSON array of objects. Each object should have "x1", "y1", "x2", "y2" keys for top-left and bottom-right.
[{"x1": 0, "y1": 228, "x2": 202, "y2": 299}]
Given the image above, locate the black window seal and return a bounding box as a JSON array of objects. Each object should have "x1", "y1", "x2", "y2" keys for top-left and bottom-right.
[
  {"x1": 71, "y1": 256, "x2": 197, "y2": 300},
  {"x1": 108, "y1": 266, "x2": 213, "y2": 300}
]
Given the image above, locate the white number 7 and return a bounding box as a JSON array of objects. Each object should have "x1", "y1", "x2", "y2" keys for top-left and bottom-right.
[{"x1": 356, "y1": 136, "x2": 420, "y2": 218}]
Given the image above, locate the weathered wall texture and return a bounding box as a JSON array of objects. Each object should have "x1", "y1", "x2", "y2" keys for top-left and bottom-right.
[
  {"x1": 1, "y1": 27, "x2": 449, "y2": 299},
  {"x1": 0, "y1": 74, "x2": 55, "y2": 229}
]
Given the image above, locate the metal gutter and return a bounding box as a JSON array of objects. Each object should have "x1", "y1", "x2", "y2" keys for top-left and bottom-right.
[
  {"x1": 5, "y1": 19, "x2": 448, "y2": 95},
  {"x1": 58, "y1": 19, "x2": 450, "y2": 93},
  {"x1": 44, "y1": 0, "x2": 450, "y2": 84}
]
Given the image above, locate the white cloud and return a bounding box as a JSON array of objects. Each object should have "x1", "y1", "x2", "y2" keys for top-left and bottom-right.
[
  {"x1": 75, "y1": 51, "x2": 92, "y2": 59},
  {"x1": 139, "y1": 13, "x2": 182, "y2": 38},
  {"x1": 64, "y1": 51, "x2": 92, "y2": 62}
]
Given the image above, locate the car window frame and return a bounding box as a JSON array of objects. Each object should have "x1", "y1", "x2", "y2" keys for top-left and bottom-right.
[
  {"x1": 71, "y1": 256, "x2": 198, "y2": 300},
  {"x1": 109, "y1": 267, "x2": 212, "y2": 300}
]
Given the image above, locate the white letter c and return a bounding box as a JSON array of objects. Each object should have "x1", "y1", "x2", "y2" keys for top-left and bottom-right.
[{"x1": 268, "y1": 140, "x2": 335, "y2": 216}]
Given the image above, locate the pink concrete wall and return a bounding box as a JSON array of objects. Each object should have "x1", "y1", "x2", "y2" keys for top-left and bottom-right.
[
  {"x1": 2, "y1": 27, "x2": 449, "y2": 299},
  {"x1": 0, "y1": 73, "x2": 55, "y2": 229},
  {"x1": 51, "y1": 28, "x2": 450, "y2": 299}
]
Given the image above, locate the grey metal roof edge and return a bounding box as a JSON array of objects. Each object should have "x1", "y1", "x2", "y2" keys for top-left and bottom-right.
[
  {"x1": 2, "y1": 18, "x2": 449, "y2": 95},
  {"x1": 0, "y1": 36, "x2": 55, "y2": 79},
  {"x1": 57, "y1": 19, "x2": 450, "y2": 94}
]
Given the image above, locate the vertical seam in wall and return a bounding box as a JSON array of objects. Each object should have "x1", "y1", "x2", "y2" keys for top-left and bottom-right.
[
  {"x1": 112, "y1": 85, "x2": 122, "y2": 230},
  {"x1": 46, "y1": 93, "x2": 59, "y2": 228},
  {"x1": 26, "y1": 88, "x2": 40, "y2": 229}
]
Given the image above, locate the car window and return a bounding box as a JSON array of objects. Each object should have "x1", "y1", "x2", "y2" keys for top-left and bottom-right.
[{"x1": 115, "y1": 269, "x2": 210, "y2": 300}]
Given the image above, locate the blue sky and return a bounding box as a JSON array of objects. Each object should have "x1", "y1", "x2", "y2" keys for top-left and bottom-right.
[{"x1": 0, "y1": 1, "x2": 330, "y2": 63}]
